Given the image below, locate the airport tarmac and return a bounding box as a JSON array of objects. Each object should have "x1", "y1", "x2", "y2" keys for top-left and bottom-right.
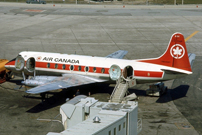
[{"x1": 0, "y1": 2, "x2": 202, "y2": 135}]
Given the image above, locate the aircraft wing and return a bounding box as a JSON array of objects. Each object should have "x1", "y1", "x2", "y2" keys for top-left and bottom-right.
[
  {"x1": 26, "y1": 74, "x2": 106, "y2": 94},
  {"x1": 106, "y1": 50, "x2": 128, "y2": 59}
]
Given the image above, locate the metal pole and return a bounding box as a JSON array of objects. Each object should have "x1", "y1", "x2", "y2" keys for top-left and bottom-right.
[
  {"x1": 174, "y1": 0, "x2": 176, "y2": 5},
  {"x1": 182, "y1": 0, "x2": 183, "y2": 5}
]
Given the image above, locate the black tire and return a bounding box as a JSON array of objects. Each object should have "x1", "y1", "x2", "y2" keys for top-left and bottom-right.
[
  {"x1": 160, "y1": 87, "x2": 167, "y2": 96},
  {"x1": 165, "y1": 87, "x2": 168, "y2": 93},
  {"x1": 6, "y1": 71, "x2": 15, "y2": 80}
]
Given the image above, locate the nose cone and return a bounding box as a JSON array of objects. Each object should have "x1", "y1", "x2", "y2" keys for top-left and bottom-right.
[{"x1": 4, "y1": 59, "x2": 16, "y2": 70}]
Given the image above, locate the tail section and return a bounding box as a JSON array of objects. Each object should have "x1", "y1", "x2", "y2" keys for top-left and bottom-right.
[{"x1": 138, "y1": 33, "x2": 192, "y2": 72}]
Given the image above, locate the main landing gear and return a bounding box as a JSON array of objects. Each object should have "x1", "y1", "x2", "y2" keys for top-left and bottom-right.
[{"x1": 146, "y1": 82, "x2": 168, "y2": 97}]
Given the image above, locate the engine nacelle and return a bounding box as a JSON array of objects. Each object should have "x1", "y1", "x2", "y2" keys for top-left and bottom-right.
[
  {"x1": 122, "y1": 65, "x2": 134, "y2": 81},
  {"x1": 24, "y1": 57, "x2": 36, "y2": 75},
  {"x1": 109, "y1": 64, "x2": 121, "y2": 81},
  {"x1": 15, "y1": 56, "x2": 25, "y2": 71},
  {"x1": 109, "y1": 65, "x2": 134, "y2": 81},
  {"x1": 15, "y1": 56, "x2": 36, "y2": 76}
]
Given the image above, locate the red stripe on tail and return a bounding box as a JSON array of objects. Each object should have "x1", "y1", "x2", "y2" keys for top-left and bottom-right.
[{"x1": 138, "y1": 33, "x2": 192, "y2": 72}]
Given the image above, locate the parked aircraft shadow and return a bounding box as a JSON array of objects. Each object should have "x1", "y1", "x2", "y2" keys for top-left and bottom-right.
[
  {"x1": 156, "y1": 85, "x2": 189, "y2": 103},
  {"x1": 128, "y1": 88, "x2": 146, "y2": 96},
  {"x1": 26, "y1": 83, "x2": 112, "y2": 113},
  {"x1": 26, "y1": 90, "x2": 72, "y2": 113},
  {"x1": 21, "y1": 82, "x2": 190, "y2": 112},
  {"x1": 8, "y1": 79, "x2": 23, "y2": 85}
]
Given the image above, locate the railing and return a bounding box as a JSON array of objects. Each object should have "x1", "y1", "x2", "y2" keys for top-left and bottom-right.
[
  {"x1": 110, "y1": 76, "x2": 121, "y2": 101},
  {"x1": 137, "y1": 118, "x2": 142, "y2": 134},
  {"x1": 117, "y1": 82, "x2": 128, "y2": 100}
]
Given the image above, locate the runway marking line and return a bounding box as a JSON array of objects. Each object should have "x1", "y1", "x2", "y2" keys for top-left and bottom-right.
[
  {"x1": 185, "y1": 31, "x2": 199, "y2": 42},
  {"x1": 24, "y1": 9, "x2": 46, "y2": 12}
]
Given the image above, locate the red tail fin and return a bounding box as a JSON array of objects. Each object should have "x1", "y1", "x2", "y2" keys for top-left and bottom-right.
[{"x1": 138, "y1": 33, "x2": 191, "y2": 72}]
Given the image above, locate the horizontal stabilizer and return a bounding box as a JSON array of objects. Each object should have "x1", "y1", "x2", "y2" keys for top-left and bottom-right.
[
  {"x1": 188, "y1": 53, "x2": 196, "y2": 69},
  {"x1": 161, "y1": 53, "x2": 196, "y2": 75},
  {"x1": 161, "y1": 69, "x2": 187, "y2": 75}
]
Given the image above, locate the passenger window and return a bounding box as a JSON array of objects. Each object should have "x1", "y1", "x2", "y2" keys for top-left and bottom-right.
[
  {"x1": 85, "y1": 66, "x2": 89, "y2": 72},
  {"x1": 93, "y1": 67, "x2": 96, "y2": 72},
  {"x1": 114, "y1": 128, "x2": 116, "y2": 135},
  {"x1": 78, "y1": 66, "x2": 81, "y2": 71},
  {"x1": 55, "y1": 64, "x2": 58, "y2": 69},
  {"x1": 62, "y1": 64, "x2": 66, "y2": 70},
  {"x1": 108, "y1": 130, "x2": 111, "y2": 135},
  {"x1": 101, "y1": 68, "x2": 105, "y2": 73},
  {"x1": 123, "y1": 122, "x2": 125, "y2": 128},
  {"x1": 47, "y1": 63, "x2": 50, "y2": 68},
  {"x1": 70, "y1": 65, "x2": 74, "y2": 71},
  {"x1": 119, "y1": 125, "x2": 121, "y2": 131}
]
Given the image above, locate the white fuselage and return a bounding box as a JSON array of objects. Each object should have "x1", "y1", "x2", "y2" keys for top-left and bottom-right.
[{"x1": 4, "y1": 51, "x2": 189, "y2": 84}]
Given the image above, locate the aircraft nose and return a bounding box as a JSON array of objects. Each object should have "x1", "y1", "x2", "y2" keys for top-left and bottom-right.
[{"x1": 5, "y1": 58, "x2": 16, "y2": 67}]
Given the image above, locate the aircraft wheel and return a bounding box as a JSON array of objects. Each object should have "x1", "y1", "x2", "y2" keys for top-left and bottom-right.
[
  {"x1": 6, "y1": 71, "x2": 15, "y2": 80},
  {"x1": 165, "y1": 87, "x2": 168, "y2": 94}
]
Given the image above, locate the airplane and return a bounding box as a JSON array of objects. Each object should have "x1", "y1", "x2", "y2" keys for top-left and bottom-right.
[{"x1": 4, "y1": 32, "x2": 195, "y2": 95}]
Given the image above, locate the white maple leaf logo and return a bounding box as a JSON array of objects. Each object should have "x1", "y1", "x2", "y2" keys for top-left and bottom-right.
[
  {"x1": 173, "y1": 47, "x2": 182, "y2": 56},
  {"x1": 170, "y1": 44, "x2": 185, "y2": 59}
]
